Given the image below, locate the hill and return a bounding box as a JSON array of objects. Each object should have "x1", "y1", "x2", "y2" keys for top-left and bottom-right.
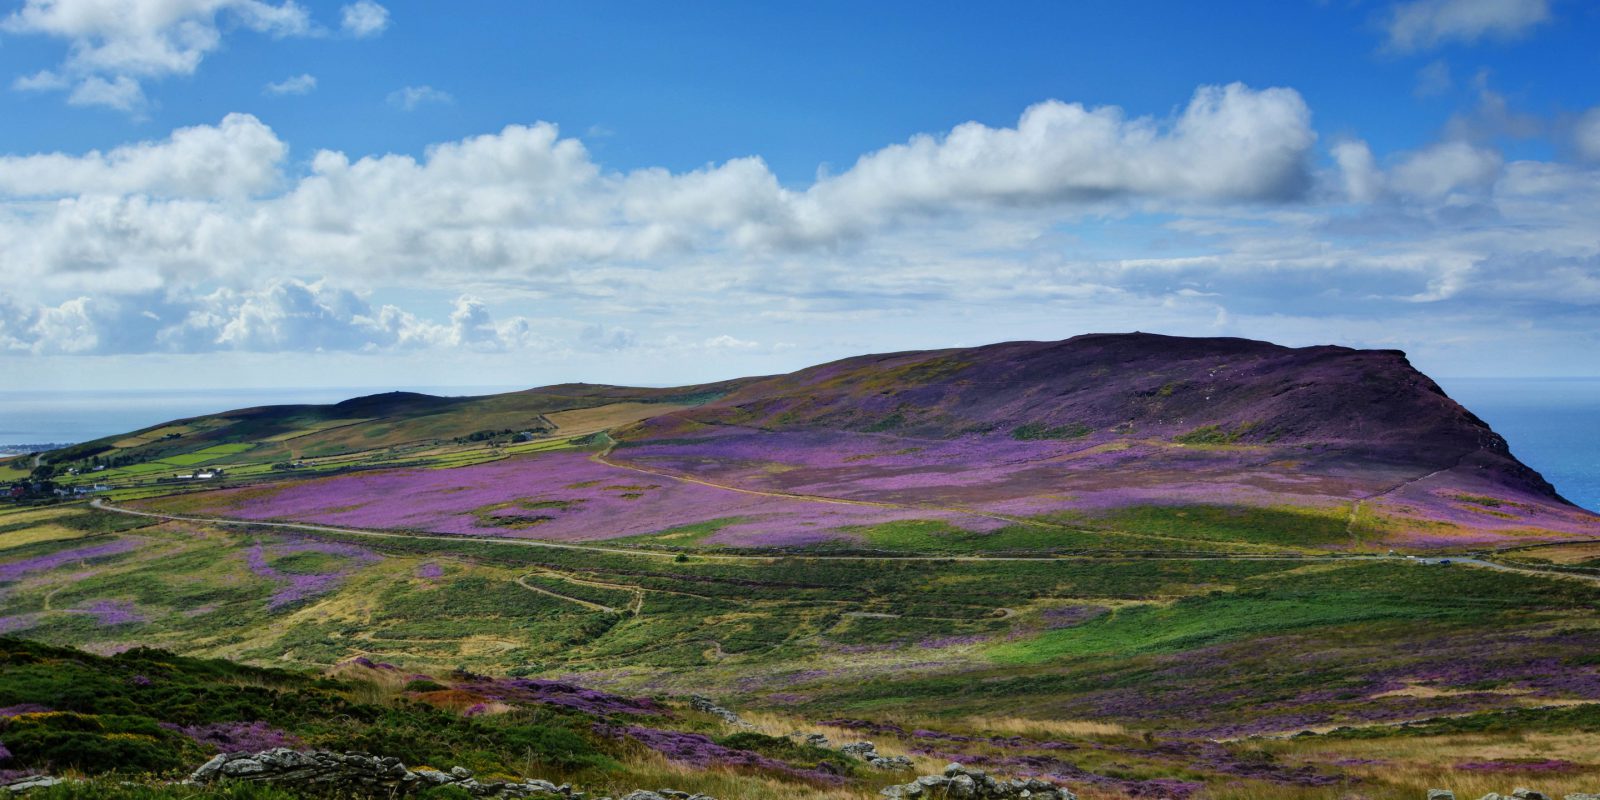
[{"x1": 16, "y1": 333, "x2": 1592, "y2": 553}]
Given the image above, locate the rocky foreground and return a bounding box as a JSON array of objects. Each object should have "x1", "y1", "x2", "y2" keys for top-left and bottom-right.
[{"x1": 6, "y1": 748, "x2": 1600, "y2": 800}]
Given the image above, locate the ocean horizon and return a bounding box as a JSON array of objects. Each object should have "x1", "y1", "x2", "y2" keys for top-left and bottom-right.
[{"x1": 3, "y1": 378, "x2": 1597, "y2": 513}]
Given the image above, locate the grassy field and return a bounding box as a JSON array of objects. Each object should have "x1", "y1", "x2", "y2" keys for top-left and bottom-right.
[{"x1": 2, "y1": 498, "x2": 1598, "y2": 798}]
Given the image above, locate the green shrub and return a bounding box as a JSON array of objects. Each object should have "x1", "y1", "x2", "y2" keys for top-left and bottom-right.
[{"x1": 1010, "y1": 422, "x2": 1092, "y2": 441}]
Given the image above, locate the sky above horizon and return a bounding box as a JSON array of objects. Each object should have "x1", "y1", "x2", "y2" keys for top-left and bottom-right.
[{"x1": 1, "y1": 0, "x2": 1599, "y2": 390}]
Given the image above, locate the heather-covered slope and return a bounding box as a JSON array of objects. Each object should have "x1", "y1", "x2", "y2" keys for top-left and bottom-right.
[
  {"x1": 32, "y1": 333, "x2": 1600, "y2": 551},
  {"x1": 604, "y1": 333, "x2": 1596, "y2": 547},
  {"x1": 638, "y1": 333, "x2": 1559, "y2": 501}
]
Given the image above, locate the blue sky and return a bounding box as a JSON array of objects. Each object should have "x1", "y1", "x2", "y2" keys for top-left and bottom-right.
[{"x1": 1, "y1": 0, "x2": 1598, "y2": 389}]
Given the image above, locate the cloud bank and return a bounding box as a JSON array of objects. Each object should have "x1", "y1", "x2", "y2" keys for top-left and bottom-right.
[{"x1": 0, "y1": 82, "x2": 1596, "y2": 379}]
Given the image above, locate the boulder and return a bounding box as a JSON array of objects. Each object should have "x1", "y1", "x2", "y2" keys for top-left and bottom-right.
[
  {"x1": 1514, "y1": 791, "x2": 1551, "y2": 800},
  {"x1": 1429, "y1": 791, "x2": 1456, "y2": 800}
]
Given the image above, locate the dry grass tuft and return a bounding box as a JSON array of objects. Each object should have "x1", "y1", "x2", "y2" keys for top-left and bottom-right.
[{"x1": 957, "y1": 715, "x2": 1128, "y2": 739}]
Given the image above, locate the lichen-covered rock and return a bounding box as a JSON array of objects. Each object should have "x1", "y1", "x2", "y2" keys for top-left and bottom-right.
[
  {"x1": 1429, "y1": 791, "x2": 1456, "y2": 800},
  {"x1": 834, "y1": 740, "x2": 913, "y2": 771},
  {"x1": 880, "y1": 763, "x2": 1074, "y2": 800},
  {"x1": 188, "y1": 748, "x2": 573, "y2": 798}
]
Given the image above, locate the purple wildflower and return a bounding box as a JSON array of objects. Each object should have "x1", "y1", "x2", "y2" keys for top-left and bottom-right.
[
  {"x1": 596, "y1": 724, "x2": 842, "y2": 784},
  {"x1": 160, "y1": 721, "x2": 302, "y2": 754}
]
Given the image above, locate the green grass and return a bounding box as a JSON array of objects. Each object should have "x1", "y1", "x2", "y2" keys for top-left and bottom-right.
[
  {"x1": 1010, "y1": 422, "x2": 1092, "y2": 441},
  {"x1": 1070, "y1": 503, "x2": 1354, "y2": 548},
  {"x1": 1173, "y1": 422, "x2": 1257, "y2": 445},
  {"x1": 991, "y1": 559, "x2": 1598, "y2": 664}
]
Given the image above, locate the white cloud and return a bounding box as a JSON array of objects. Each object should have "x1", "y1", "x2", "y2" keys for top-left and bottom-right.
[
  {"x1": 1575, "y1": 108, "x2": 1600, "y2": 162},
  {"x1": 1383, "y1": 0, "x2": 1551, "y2": 52},
  {"x1": 786, "y1": 83, "x2": 1314, "y2": 243},
  {"x1": 12, "y1": 69, "x2": 69, "y2": 91},
  {"x1": 0, "y1": 113, "x2": 285, "y2": 198},
  {"x1": 387, "y1": 85, "x2": 452, "y2": 111},
  {"x1": 263, "y1": 73, "x2": 316, "y2": 96},
  {"x1": 704, "y1": 334, "x2": 758, "y2": 350},
  {"x1": 340, "y1": 0, "x2": 388, "y2": 37},
  {"x1": 66, "y1": 74, "x2": 146, "y2": 111},
  {"x1": 3, "y1": 0, "x2": 316, "y2": 112},
  {"x1": 1389, "y1": 140, "x2": 1503, "y2": 198},
  {"x1": 1332, "y1": 139, "x2": 1385, "y2": 203}
]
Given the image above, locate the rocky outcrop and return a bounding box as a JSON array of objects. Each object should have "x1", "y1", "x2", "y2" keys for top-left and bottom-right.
[
  {"x1": 613, "y1": 792, "x2": 716, "y2": 800},
  {"x1": 1427, "y1": 790, "x2": 1597, "y2": 800},
  {"x1": 688, "y1": 695, "x2": 751, "y2": 729},
  {"x1": 785, "y1": 732, "x2": 912, "y2": 771},
  {"x1": 838, "y1": 741, "x2": 914, "y2": 771},
  {"x1": 880, "y1": 763, "x2": 1074, "y2": 800},
  {"x1": 189, "y1": 748, "x2": 575, "y2": 798}
]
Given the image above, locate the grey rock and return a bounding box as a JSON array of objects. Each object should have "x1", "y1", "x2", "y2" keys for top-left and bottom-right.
[
  {"x1": 3, "y1": 777, "x2": 64, "y2": 793},
  {"x1": 185, "y1": 748, "x2": 579, "y2": 798},
  {"x1": 1565, "y1": 795, "x2": 1600, "y2": 800},
  {"x1": 840, "y1": 741, "x2": 880, "y2": 759},
  {"x1": 1514, "y1": 791, "x2": 1550, "y2": 800},
  {"x1": 881, "y1": 766, "x2": 1073, "y2": 800},
  {"x1": 948, "y1": 773, "x2": 977, "y2": 798},
  {"x1": 1429, "y1": 792, "x2": 1456, "y2": 800}
]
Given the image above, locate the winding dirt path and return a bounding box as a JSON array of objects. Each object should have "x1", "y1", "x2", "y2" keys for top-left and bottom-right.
[
  {"x1": 87, "y1": 498, "x2": 1600, "y2": 590},
  {"x1": 87, "y1": 498, "x2": 1343, "y2": 565},
  {"x1": 514, "y1": 575, "x2": 621, "y2": 613}
]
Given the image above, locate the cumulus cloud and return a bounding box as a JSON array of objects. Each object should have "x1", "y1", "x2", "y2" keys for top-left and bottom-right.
[
  {"x1": 340, "y1": 0, "x2": 388, "y2": 37},
  {"x1": 0, "y1": 84, "x2": 1319, "y2": 292},
  {"x1": 263, "y1": 73, "x2": 316, "y2": 96},
  {"x1": 1383, "y1": 0, "x2": 1551, "y2": 52},
  {"x1": 3, "y1": 0, "x2": 317, "y2": 111},
  {"x1": 0, "y1": 113, "x2": 285, "y2": 198},
  {"x1": 788, "y1": 83, "x2": 1315, "y2": 241},
  {"x1": 387, "y1": 85, "x2": 452, "y2": 111}
]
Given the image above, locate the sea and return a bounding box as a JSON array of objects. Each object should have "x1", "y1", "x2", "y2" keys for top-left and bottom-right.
[{"x1": 1, "y1": 379, "x2": 1597, "y2": 512}]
